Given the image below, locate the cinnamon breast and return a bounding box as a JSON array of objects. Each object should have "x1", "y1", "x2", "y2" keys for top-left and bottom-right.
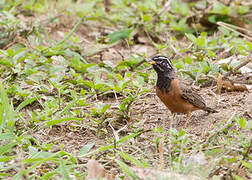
[{"x1": 156, "y1": 79, "x2": 199, "y2": 114}]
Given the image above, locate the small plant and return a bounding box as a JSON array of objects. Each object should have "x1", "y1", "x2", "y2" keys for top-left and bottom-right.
[{"x1": 0, "y1": 0, "x2": 251, "y2": 179}]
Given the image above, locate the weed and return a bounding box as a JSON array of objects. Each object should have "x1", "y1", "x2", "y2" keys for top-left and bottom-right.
[{"x1": 0, "y1": 0, "x2": 251, "y2": 179}]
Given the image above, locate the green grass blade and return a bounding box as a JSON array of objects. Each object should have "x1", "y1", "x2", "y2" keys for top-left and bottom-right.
[
  {"x1": 0, "y1": 82, "x2": 15, "y2": 132},
  {"x1": 0, "y1": 133, "x2": 15, "y2": 140},
  {"x1": 0, "y1": 172, "x2": 12, "y2": 177},
  {"x1": 46, "y1": 117, "x2": 85, "y2": 126},
  {"x1": 0, "y1": 142, "x2": 16, "y2": 156},
  {"x1": 117, "y1": 131, "x2": 141, "y2": 144},
  {"x1": 59, "y1": 98, "x2": 78, "y2": 115},
  {"x1": 118, "y1": 151, "x2": 144, "y2": 167},
  {"x1": 0, "y1": 155, "x2": 15, "y2": 162},
  {"x1": 15, "y1": 96, "x2": 41, "y2": 112},
  {"x1": 59, "y1": 160, "x2": 71, "y2": 180},
  {"x1": 57, "y1": 17, "x2": 84, "y2": 45},
  {"x1": 41, "y1": 170, "x2": 58, "y2": 180},
  {"x1": 115, "y1": 159, "x2": 140, "y2": 179},
  {"x1": 82, "y1": 145, "x2": 114, "y2": 157},
  {"x1": 78, "y1": 143, "x2": 95, "y2": 157}
]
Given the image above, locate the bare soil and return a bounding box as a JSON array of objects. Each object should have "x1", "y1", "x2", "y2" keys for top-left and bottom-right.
[{"x1": 14, "y1": 14, "x2": 252, "y2": 179}]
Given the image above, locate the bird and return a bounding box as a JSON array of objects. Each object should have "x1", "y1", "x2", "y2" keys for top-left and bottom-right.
[{"x1": 149, "y1": 55, "x2": 217, "y2": 127}]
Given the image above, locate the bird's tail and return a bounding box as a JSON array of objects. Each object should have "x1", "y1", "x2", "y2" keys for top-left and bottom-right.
[{"x1": 204, "y1": 107, "x2": 218, "y2": 113}]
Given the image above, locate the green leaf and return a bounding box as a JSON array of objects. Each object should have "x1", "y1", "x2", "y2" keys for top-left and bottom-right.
[
  {"x1": 170, "y1": 18, "x2": 193, "y2": 33},
  {"x1": 58, "y1": 160, "x2": 71, "y2": 180},
  {"x1": 208, "y1": 50, "x2": 216, "y2": 58},
  {"x1": 134, "y1": 76, "x2": 145, "y2": 87},
  {"x1": 0, "y1": 133, "x2": 15, "y2": 140},
  {"x1": 185, "y1": 33, "x2": 197, "y2": 43},
  {"x1": 233, "y1": 174, "x2": 245, "y2": 180},
  {"x1": 142, "y1": 14, "x2": 151, "y2": 22},
  {"x1": 238, "y1": 6, "x2": 249, "y2": 14},
  {"x1": 0, "y1": 155, "x2": 15, "y2": 162},
  {"x1": 27, "y1": 151, "x2": 54, "y2": 160},
  {"x1": 15, "y1": 96, "x2": 41, "y2": 112},
  {"x1": 0, "y1": 82, "x2": 16, "y2": 132},
  {"x1": 26, "y1": 151, "x2": 76, "y2": 173},
  {"x1": 0, "y1": 57, "x2": 13, "y2": 67},
  {"x1": 82, "y1": 145, "x2": 114, "y2": 157},
  {"x1": 14, "y1": 48, "x2": 27, "y2": 63},
  {"x1": 0, "y1": 172, "x2": 12, "y2": 177},
  {"x1": 115, "y1": 159, "x2": 140, "y2": 179},
  {"x1": 0, "y1": 142, "x2": 16, "y2": 156},
  {"x1": 100, "y1": 104, "x2": 110, "y2": 114},
  {"x1": 117, "y1": 131, "x2": 141, "y2": 144},
  {"x1": 210, "y1": 2, "x2": 232, "y2": 15},
  {"x1": 196, "y1": 36, "x2": 206, "y2": 48},
  {"x1": 208, "y1": 15, "x2": 217, "y2": 23},
  {"x1": 59, "y1": 98, "x2": 78, "y2": 115},
  {"x1": 238, "y1": 118, "x2": 246, "y2": 129},
  {"x1": 245, "y1": 41, "x2": 252, "y2": 51},
  {"x1": 78, "y1": 143, "x2": 95, "y2": 157},
  {"x1": 108, "y1": 28, "x2": 133, "y2": 44},
  {"x1": 118, "y1": 151, "x2": 144, "y2": 167},
  {"x1": 41, "y1": 170, "x2": 58, "y2": 180},
  {"x1": 6, "y1": 49, "x2": 14, "y2": 57},
  {"x1": 241, "y1": 161, "x2": 252, "y2": 170},
  {"x1": 81, "y1": 63, "x2": 97, "y2": 73},
  {"x1": 46, "y1": 117, "x2": 84, "y2": 126},
  {"x1": 12, "y1": 172, "x2": 23, "y2": 180},
  {"x1": 65, "y1": 50, "x2": 88, "y2": 63},
  {"x1": 0, "y1": 50, "x2": 8, "y2": 56},
  {"x1": 82, "y1": 80, "x2": 95, "y2": 89}
]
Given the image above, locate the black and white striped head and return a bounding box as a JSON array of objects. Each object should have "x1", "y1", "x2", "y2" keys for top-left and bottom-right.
[{"x1": 150, "y1": 56, "x2": 173, "y2": 74}]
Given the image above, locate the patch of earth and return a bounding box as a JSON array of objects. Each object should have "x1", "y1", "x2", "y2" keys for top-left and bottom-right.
[
  {"x1": 15, "y1": 12, "x2": 251, "y2": 178},
  {"x1": 33, "y1": 86, "x2": 250, "y2": 154}
]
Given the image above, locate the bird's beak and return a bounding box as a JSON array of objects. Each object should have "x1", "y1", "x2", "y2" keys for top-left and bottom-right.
[
  {"x1": 146, "y1": 58, "x2": 156, "y2": 64},
  {"x1": 150, "y1": 61, "x2": 156, "y2": 65}
]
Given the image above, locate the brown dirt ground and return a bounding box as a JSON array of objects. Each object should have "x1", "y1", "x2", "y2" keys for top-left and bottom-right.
[
  {"x1": 29, "y1": 14, "x2": 251, "y2": 151},
  {"x1": 14, "y1": 14, "x2": 252, "y2": 178},
  {"x1": 33, "y1": 87, "x2": 251, "y2": 153}
]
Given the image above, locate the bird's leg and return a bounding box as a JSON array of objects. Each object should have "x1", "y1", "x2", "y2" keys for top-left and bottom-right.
[{"x1": 184, "y1": 112, "x2": 191, "y2": 128}]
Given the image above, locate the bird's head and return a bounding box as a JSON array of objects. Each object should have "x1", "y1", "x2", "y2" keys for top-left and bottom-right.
[{"x1": 149, "y1": 55, "x2": 173, "y2": 74}]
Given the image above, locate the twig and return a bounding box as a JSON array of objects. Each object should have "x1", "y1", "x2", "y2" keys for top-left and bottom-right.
[
  {"x1": 223, "y1": 58, "x2": 252, "y2": 78},
  {"x1": 109, "y1": 123, "x2": 128, "y2": 142},
  {"x1": 202, "y1": 145, "x2": 223, "y2": 151},
  {"x1": 178, "y1": 69, "x2": 196, "y2": 80},
  {"x1": 143, "y1": 28, "x2": 157, "y2": 45},
  {"x1": 217, "y1": 21, "x2": 252, "y2": 34},
  {"x1": 129, "y1": 60, "x2": 146, "y2": 71},
  {"x1": 233, "y1": 80, "x2": 252, "y2": 85},
  {"x1": 57, "y1": 16, "x2": 85, "y2": 45},
  {"x1": 150, "y1": 0, "x2": 171, "y2": 24},
  {"x1": 208, "y1": 166, "x2": 222, "y2": 178},
  {"x1": 217, "y1": 22, "x2": 252, "y2": 41},
  {"x1": 114, "y1": 49, "x2": 125, "y2": 60}
]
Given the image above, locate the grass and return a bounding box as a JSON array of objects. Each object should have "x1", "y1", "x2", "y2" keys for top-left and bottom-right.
[{"x1": 0, "y1": 0, "x2": 251, "y2": 179}]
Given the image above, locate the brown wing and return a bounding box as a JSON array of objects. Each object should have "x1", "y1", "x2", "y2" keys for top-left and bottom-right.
[{"x1": 179, "y1": 80, "x2": 206, "y2": 110}]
